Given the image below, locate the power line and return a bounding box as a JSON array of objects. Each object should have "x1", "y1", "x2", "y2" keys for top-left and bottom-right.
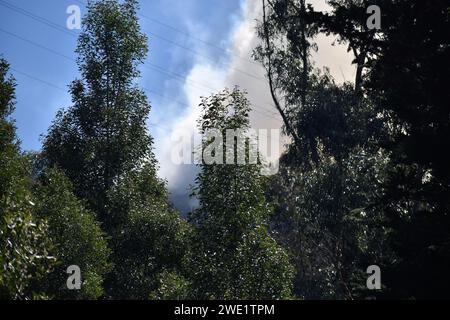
[
  {"x1": 9, "y1": 65, "x2": 276, "y2": 132},
  {"x1": 75, "y1": 0, "x2": 261, "y2": 68},
  {"x1": 0, "y1": 27, "x2": 74, "y2": 62},
  {"x1": 0, "y1": 2, "x2": 281, "y2": 121},
  {"x1": 11, "y1": 64, "x2": 278, "y2": 134},
  {"x1": 75, "y1": 0, "x2": 268, "y2": 83},
  {"x1": 0, "y1": 28, "x2": 278, "y2": 122},
  {"x1": 0, "y1": 0, "x2": 279, "y2": 117},
  {"x1": 10, "y1": 65, "x2": 172, "y2": 132},
  {"x1": 0, "y1": 0, "x2": 276, "y2": 111},
  {"x1": 0, "y1": 0, "x2": 77, "y2": 38},
  {"x1": 10, "y1": 67, "x2": 67, "y2": 92}
]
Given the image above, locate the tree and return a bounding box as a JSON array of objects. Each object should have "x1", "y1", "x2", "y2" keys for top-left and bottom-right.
[
  {"x1": 32, "y1": 167, "x2": 111, "y2": 299},
  {"x1": 363, "y1": 0, "x2": 450, "y2": 298},
  {"x1": 42, "y1": 0, "x2": 151, "y2": 227},
  {"x1": 0, "y1": 58, "x2": 54, "y2": 299},
  {"x1": 268, "y1": 146, "x2": 392, "y2": 299},
  {"x1": 295, "y1": 0, "x2": 450, "y2": 299},
  {"x1": 41, "y1": 0, "x2": 190, "y2": 298},
  {"x1": 313, "y1": 0, "x2": 382, "y2": 92},
  {"x1": 255, "y1": 0, "x2": 390, "y2": 299},
  {"x1": 187, "y1": 88, "x2": 294, "y2": 299},
  {"x1": 105, "y1": 164, "x2": 192, "y2": 299},
  {"x1": 256, "y1": 0, "x2": 450, "y2": 299}
]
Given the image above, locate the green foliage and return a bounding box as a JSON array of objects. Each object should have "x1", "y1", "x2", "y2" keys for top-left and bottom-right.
[
  {"x1": 149, "y1": 270, "x2": 191, "y2": 300},
  {"x1": 231, "y1": 227, "x2": 294, "y2": 299},
  {"x1": 257, "y1": 0, "x2": 450, "y2": 299},
  {"x1": 32, "y1": 167, "x2": 111, "y2": 299},
  {"x1": 0, "y1": 203, "x2": 54, "y2": 300},
  {"x1": 0, "y1": 58, "x2": 54, "y2": 299},
  {"x1": 269, "y1": 148, "x2": 392, "y2": 299},
  {"x1": 255, "y1": 0, "x2": 389, "y2": 299},
  {"x1": 106, "y1": 165, "x2": 192, "y2": 299},
  {"x1": 42, "y1": 0, "x2": 152, "y2": 224},
  {"x1": 41, "y1": 1, "x2": 190, "y2": 298},
  {"x1": 188, "y1": 88, "x2": 294, "y2": 299}
]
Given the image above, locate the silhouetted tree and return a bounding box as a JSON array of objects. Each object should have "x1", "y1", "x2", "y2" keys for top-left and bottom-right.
[
  {"x1": 364, "y1": 0, "x2": 450, "y2": 298},
  {"x1": 255, "y1": 0, "x2": 389, "y2": 299}
]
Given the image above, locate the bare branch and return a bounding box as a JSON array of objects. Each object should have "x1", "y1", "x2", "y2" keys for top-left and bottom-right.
[{"x1": 262, "y1": 0, "x2": 302, "y2": 151}]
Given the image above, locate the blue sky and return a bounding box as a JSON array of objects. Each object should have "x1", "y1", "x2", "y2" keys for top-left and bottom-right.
[{"x1": 0, "y1": 0, "x2": 243, "y2": 151}]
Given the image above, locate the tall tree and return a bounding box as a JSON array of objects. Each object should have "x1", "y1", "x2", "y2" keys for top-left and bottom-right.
[
  {"x1": 255, "y1": 0, "x2": 389, "y2": 299},
  {"x1": 188, "y1": 88, "x2": 294, "y2": 299},
  {"x1": 42, "y1": 0, "x2": 151, "y2": 228},
  {"x1": 41, "y1": 0, "x2": 190, "y2": 298}
]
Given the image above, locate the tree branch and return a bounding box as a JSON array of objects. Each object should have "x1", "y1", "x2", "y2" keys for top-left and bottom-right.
[{"x1": 262, "y1": 0, "x2": 302, "y2": 151}]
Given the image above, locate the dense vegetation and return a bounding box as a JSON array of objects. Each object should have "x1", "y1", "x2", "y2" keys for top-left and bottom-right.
[{"x1": 0, "y1": 0, "x2": 448, "y2": 299}]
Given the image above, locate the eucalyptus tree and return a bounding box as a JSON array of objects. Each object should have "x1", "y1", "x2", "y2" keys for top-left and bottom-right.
[
  {"x1": 42, "y1": 0, "x2": 151, "y2": 225},
  {"x1": 255, "y1": 0, "x2": 389, "y2": 298},
  {"x1": 41, "y1": 0, "x2": 190, "y2": 298},
  {"x1": 188, "y1": 88, "x2": 294, "y2": 299}
]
